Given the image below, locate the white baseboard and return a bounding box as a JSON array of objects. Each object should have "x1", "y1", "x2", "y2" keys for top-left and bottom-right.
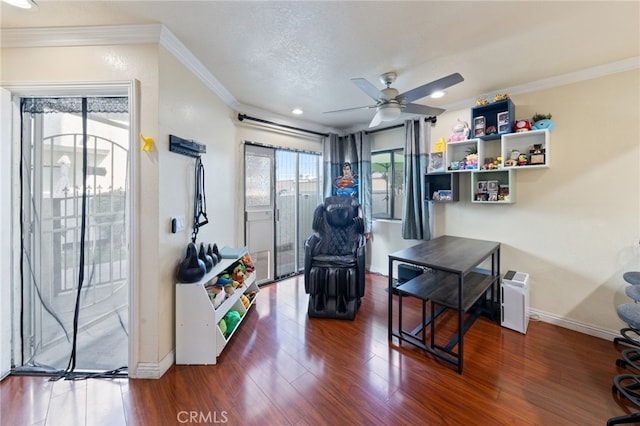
[
  {"x1": 131, "y1": 350, "x2": 174, "y2": 379},
  {"x1": 529, "y1": 308, "x2": 619, "y2": 341}
]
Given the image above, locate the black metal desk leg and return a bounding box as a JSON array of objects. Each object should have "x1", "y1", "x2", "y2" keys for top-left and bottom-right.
[{"x1": 458, "y1": 274, "x2": 464, "y2": 374}]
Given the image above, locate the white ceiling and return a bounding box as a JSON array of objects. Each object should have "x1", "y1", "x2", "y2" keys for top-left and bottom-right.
[{"x1": 2, "y1": 1, "x2": 639, "y2": 131}]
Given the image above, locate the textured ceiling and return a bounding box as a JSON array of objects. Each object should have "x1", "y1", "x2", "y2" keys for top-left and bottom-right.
[{"x1": 2, "y1": 1, "x2": 639, "y2": 131}]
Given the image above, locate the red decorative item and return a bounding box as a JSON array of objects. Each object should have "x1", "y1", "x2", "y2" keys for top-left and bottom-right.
[{"x1": 513, "y1": 119, "x2": 531, "y2": 133}]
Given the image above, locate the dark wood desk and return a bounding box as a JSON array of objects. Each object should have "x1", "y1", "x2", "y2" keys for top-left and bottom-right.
[{"x1": 387, "y1": 235, "x2": 500, "y2": 374}]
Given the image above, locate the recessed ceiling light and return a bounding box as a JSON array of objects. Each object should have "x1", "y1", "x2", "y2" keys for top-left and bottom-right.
[
  {"x1": 2, "y1": 0, "x2": 38, "y2": 9},
  {"x1": 430, "y1": 91, "x2": 445, "y2": 99},
  {"x1": 291, "y1": 108, "x2": 303, "y2": 115}
]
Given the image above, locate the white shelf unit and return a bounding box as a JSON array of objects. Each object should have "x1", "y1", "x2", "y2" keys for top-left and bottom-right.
[
  {"x1": 175, "y1": 249, "x2": 258, "y2": 365},
  {"x1": 501, "y1": 129, "x2": 550, "y2": 169},
  {"x1": 445, "y1": 139, "x2": 482, "y2": 172},
  {"x1": 471, "y1": 169, "x2": 514, "y2": 204}
]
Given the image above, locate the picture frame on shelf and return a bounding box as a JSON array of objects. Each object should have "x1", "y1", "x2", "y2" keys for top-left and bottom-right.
[
  {"x1": 477, "y1": 181, "x2": 488, "y2": 193},
  {"x1": 488, "y1": 192, "x2": 498, "y2": 202},
  {"x1": 487, "y1": 180, "x2": 499, "y2": 192}
]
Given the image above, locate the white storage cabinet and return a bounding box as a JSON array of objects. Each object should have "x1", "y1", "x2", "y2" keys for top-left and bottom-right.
[{"x1": 175, "y1": 248, "x2": 258, "y2": 365}]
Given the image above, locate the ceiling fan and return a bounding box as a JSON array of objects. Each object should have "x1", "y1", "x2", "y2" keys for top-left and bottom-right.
[{"x1": 325, "y1": 71, "x2": 464, "y2": 128}]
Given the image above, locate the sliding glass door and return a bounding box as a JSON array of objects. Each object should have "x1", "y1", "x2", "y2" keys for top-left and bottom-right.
[{"x1": 245, "y1": 144, "x2": 322, "y2": 282}]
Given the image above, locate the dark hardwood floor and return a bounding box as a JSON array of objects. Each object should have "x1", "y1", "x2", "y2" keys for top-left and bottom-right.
[{"x1": 1, "y1": 273, "x2": 636, "y2": 425}]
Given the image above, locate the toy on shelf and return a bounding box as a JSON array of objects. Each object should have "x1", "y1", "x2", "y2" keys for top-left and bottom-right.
[
  {"x1": 494, "y1": 93, "x2": 509, "y2": 102},
  {"x1": 513, "y1": 119, "x2": 531, "y2": 133},
  {"x1": 240, "y1": 294, "x2": 250, "y2": 309},
  {"x1": 518, "y1": 154, "x2": 528, "y2": 166},
  {"x1": 241, "y1": 254, "x2": 254, "y2": 273},
  {"x1": 217, "y1": 273, "x2": 239, "y2": 289},
  {"x1": 207, "y1": 280, "x2": 225, "y2": 309},
  {"x1": 224, "y1": 283, "x2": 235, "y2": 297},
  {"x1": 218, "y1": 318, "x2": 227, "y2": 336},
  {"x1": 223, "y1": 311, "x2": 242, "y2": 337},
  {"x1": 447, "y1": 118, "x2": 470, "y2": 142},
  {"x1": 231, "y1": 262, "x2": 247, "y2": 284},
  {"x1": 532, "y1": 113, "x2": 554, "y2": 131}
]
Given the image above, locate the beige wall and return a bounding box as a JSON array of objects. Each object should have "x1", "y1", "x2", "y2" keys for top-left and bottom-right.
[
  {"x1": 370, "y1": 69, "x2": 640, "y2": 336},
  {"x1": 156, "y1": 47, "x2": 237, "y2": 364}
]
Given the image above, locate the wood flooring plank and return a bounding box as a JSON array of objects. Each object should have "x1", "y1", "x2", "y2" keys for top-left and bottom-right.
[{"x1": 0, "y1": 376, "x2": 52, "y2": 426}]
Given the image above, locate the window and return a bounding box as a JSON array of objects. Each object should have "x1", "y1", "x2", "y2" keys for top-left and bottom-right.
[{"x1": 371, "y1": 149, "x2": 404, "y2": 219}]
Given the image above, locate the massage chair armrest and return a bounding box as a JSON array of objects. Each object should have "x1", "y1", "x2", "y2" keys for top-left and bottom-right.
[{"x1": 304, "y1": 234, "x2": 319, "y2": 293}]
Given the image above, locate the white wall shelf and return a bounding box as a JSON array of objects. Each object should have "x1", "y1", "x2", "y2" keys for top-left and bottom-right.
[
  {"x1": 502, "y1": 129, "x2": 550, "y2": 169},
  {"x1": 472, "y1": 169, "x2": 514, "y2": 204},
  {"x1": 445, "y1": 139, "x2": 481, "y2": 172}
]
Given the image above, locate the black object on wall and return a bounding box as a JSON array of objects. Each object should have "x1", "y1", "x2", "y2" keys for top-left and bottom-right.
[{"x1": 169, "y1": 134, "x2": 207, "y2": 157}]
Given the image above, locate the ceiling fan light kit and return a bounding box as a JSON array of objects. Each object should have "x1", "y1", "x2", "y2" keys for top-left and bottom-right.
[{"x1": 324, "y1": 71, "x2": 464, "y2": 128}]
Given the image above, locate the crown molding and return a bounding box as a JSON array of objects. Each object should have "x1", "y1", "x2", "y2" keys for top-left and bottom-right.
[
  {"x1": 0, "y1": 24, "x2": 163, "y2": 47},
  {"x1": 1, "y1": 23, "x2": 240, "y2": 108},
  {"x1": 443, "y1": 56, "x2": 640, "y2": 112}
]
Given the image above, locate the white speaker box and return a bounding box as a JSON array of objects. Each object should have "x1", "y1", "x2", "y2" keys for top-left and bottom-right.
[{"x1": 501, "y1": 270, "x2": 529, "y2": 334}]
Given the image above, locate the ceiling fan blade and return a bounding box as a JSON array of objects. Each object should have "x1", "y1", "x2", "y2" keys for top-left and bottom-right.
[
  {"x1": 369, "y1": 109, "x2": 384, "y2": 128},
  {"x1": 403, "y1": 103, "x2": 446, "y2": 116},
  {"x1": 399, "y1": 72, "x2": 464, "y2": 104},
  {"x1": 323, "y1": 105, "x2": 376, "y2": 114},
  {"x1": 351, "y1": 78, "x2": 383, "y2": 101}
]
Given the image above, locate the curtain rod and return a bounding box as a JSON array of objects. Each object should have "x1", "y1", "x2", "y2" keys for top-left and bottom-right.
[
  {"x1": 237, "y1": 113, "x2": 329, "y2": 137},
  {"x1": 364, "y1": 116, "x2": 437, "y2": 135}
]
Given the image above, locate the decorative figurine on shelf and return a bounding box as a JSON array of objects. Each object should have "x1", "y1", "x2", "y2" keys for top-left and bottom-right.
[
  {"x1": 494, "y1": 93, "x2": 510, "y2": 102},
  {"x1": 476, "y1": 98, "x2": 489, "y2": 106},
  {"x1": 518, "y1": 153, "x2": 529, "y2": 166},
  {"x1": 333, "y1": 161, "x2": 359, "y2": 198},
  {"x1": 513, "y1": 119, "x2": 531, "y2": 133},
  {"x1": 447, "y1": 118, "x2": 470, "y2": 142},
  {"x1": 532, "y1": 113, "x2": 555, "y2": 131},
  {"x1": 504, "y1": 149, "x2": 520, "y2": 167}
]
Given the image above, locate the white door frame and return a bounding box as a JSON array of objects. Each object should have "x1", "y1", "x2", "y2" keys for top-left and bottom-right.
[{"x1": 0, "y1": 80, "x2": 139, "y2": 377}]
